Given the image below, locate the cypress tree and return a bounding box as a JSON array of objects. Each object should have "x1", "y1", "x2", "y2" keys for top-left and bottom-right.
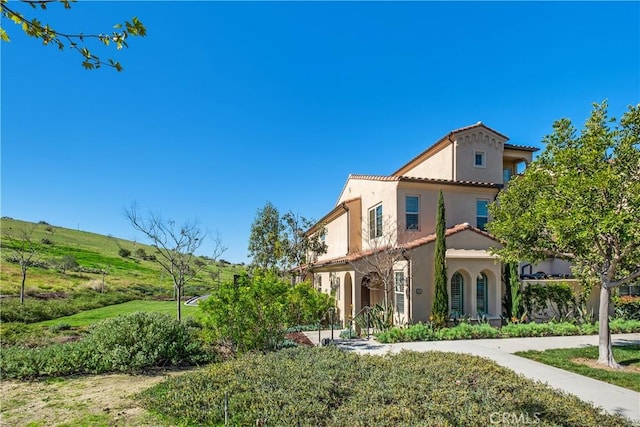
[{"x1": 432, "y1": 190, "x2": 448, "y2": 327}]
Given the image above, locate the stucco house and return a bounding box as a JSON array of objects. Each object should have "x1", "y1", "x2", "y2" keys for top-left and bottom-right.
[{"x1": 306, "y1": 122, "x2": 543, "y2": 326}]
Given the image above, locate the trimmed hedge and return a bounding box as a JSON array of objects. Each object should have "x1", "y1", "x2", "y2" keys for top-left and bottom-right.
[
  {"x1": 376, "y1": 319, "x2": 640, "y2": 343},
  {"x1": 0, "y1": 312, "x2": 214, "y2": 379},
  {"x1": 139, "y1": 347, "x2": 632, "y2": 426}
]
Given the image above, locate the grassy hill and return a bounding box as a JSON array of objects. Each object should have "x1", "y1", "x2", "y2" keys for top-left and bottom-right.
[{"x1": 0, "y1": 217, "x2": 245, "y2": 299}]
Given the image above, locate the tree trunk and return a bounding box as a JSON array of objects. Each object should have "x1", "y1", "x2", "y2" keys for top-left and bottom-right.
[
  {"x1": 176, "y1": 285, "x2": 182, "y2": 321},
  {"x1": 20, "y1": 265, "x2": 27, "y2": 304},
  {"x1": 597, "y1": 285, "x2": 620, "y2": 368}
]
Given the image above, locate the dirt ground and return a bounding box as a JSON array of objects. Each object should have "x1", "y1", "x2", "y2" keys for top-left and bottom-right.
[
  {"x1": 572, "y1": 357, "x2": 640, "y2": 373},
  {"x1": 0, "y1": 369, "x2": 194, "y2": 427}
]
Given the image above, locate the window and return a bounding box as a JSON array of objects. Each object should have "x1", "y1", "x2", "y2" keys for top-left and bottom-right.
[
  {"x1": 476, "y1": 199, "x2": 489, "y2": 230},
  {"x1": 476, "y1": 273, "x2": 488, "y2": 314},
  {"x1": 368, "y1": 204, "x2": 383, "y2": 239},
  {"x1": 451, "y1": 272, "x2": 464, "y2": 315},
  {"x1": 405, "y1": 196, "x2": 419, "y2": 230},
  {"x1": 503, "y1": 168, "x2": 512, "y2": 183},
  {"x1": 315, "y1": 275, "x2": 322, "y2": 292},
  {"x1": 330, "y1": 273, "x2": 341, "y2": 299},
  {"x1": 394, "y1": 271, "x2": 405, "y2": 314},
  {"x1": 620, "y1": 283, "x2": 640, "y2": 296},
  {"x1": 474, "y1": 150, "x2": 486, "y2": 168}
]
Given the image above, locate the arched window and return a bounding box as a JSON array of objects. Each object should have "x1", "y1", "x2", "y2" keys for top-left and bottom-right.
[
  {"x1": 451, "y1": 272, "x2": 464, "y2": 315},
  {"x1": 476, "y1": 273, "x2": 488, "y2": 314}
]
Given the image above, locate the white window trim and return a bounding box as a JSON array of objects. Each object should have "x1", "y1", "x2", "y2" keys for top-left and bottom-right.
[
  {"x1": 474, "y1": 150, "x2": 486, "y2": 168},
  {"x1": 368, "y1": 203, "x2": 383, "y2": 239},
  {"x1": 394, "y1": 271, "x2": 405, "y2": 314}
]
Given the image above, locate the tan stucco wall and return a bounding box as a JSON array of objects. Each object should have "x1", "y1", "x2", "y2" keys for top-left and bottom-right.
[
  {"x1": 407, "y1": 230, "x2": 503, "y2": 322},
  {"x1": 337, "y1": 178, "x2": 399, "y2": 251},
  {"x1": 317, "y1": 212, "x2": 349, "y2": 261},
  {"x1": 396, "y1": 182, "x2": 500, "y2": 241},
  {"x1": 454, "y1": 128, "x2": 507, "y2": 183},
  {"x1": 402, "y1": 143, "x2": 454, "y2": 179}
]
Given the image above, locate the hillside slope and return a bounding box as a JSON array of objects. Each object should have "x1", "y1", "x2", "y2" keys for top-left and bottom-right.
[{"x1": 0, "y1": 218, "x2": 244, "y2": 298}]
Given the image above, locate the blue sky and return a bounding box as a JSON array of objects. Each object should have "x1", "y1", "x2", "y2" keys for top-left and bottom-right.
[{"x1": 2, "y1": 1, "x2": 639, "y2": 263}]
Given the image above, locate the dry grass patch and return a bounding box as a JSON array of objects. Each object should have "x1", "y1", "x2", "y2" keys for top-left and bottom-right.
[{"x1": 0, "y1": 369, "x2": 195, "y2": 427}]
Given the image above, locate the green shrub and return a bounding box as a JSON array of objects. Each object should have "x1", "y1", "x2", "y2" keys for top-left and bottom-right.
[
  {"x1": 83, "y1": 312, "x2": 212, "y2": 372},
  {"x1": 118, "y1": 248, "x2": 131, "y2": 258},
  {"x1": 200, "y1": 272, "x2": 290, "y2": 353},
  {"x1": 0, "y1": 291, "x2": 134, "y2": 323},
  {"x1": 610, "y1": 318, "x2": 640, "y2": 333},
  {"x1": 614, "y1": 295, "x2": 640, "y2": 320},
  {"x1": 48, "y1": 322, "x2": 72, "y2": 332},
  {"x1": 377, "y1": 320, "x2": 640, "y2": 343},
  {"x1": 522, "y1": 282, "x2": 576, "y2": 320},
  {"x1": 339, "y1": 329, "x2": 359, "y2": 339},
  {"x1": 0, "y1": 312, "x2": 213, "y2": 379},
  {"x1": 0, "y1": 322, "x2": 59, "y2": 347},
  {"x1": 201, "y1": 274, "x2": 336, "y2": 353},
  {"x1": 287, "y1": 281, "x2": 335, "y2": 326},
  {"x1": 138, "y1": 347, "x2": 632, "y2": 426}
]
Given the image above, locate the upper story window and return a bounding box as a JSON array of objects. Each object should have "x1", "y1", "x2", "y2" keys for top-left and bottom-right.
[
  {"x1": 476, "y1": 199, "x2": 489, "y2": 230},
  {"x1": 368, "y1": 204, "x2": 383, "y2": 239},
  {"x1": 474, "y1": 150, "x2": 486, "y2": 168},
  {"x1": 503, "y1": 168, "x2": 512, "y2": 183},
  {"x1": 405, "y1": 196, "x2": 419, "y2": 230}
]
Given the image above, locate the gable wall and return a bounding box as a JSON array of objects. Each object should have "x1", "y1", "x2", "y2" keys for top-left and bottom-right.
[
  {"x1": 401, "y1": 143, "x2": 454, "y2": 179},
  {"x1": 454, "y1": 128, "x2": 507, "y2": 183}
]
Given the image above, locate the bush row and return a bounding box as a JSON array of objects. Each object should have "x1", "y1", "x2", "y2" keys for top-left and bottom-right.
[
  {"x1": 0, "y1": 312, "x2": 214, "y2": 379},
  {"x1": 138, "y1": 346, "x2": 632, "y2": 426},
  {"x1": 614, "y1": 295, "x2": 640, "y2": 320},
  {"x1": 0, "y1": 291, "x2": 134, "y2": 323},
  {"x1": 376, "y1": 319, "x2": 640, "y2": 343}
]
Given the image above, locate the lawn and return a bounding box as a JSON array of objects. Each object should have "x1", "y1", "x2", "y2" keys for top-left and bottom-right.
[
  {"x1": 516, "y1": 345, "x2": 640, "y2": 392},
  {"x1": 35, "y1": 300, "x2": 203, "y2": 327}
]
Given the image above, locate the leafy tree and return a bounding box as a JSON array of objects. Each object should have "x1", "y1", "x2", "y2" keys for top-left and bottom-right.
[
  {"x1": 432, "y1": 190, "x2": 448, "y2": 327},
  {"x1": 248, "y1": 201, "x2": 284, "y2": 272},
  {"x1": 2, "y1": 224, "x2": 41, "y2": 304},
  {"x1": 58, "y1": 254, "x2": 78, "y2": 274},
  {"x1": 0, "y1": 0, "x2": 146, "y2": 71},
  {"x1": 287, "y1": 281, "x2": 335, "y2": 326},
  {"x1": 488, "y1": 102, "x2": 640, "y2": 367},
  {"x1": 201, "y1": 272, "x2": 290, "y2": 353},
  {"x1": 201, "y1": 273, "x2": 334, "y2": 353},
  {"x1": 281, "y1": 211, "x2": 327, "y2": 281},
  {"x1": 126, "y1": 205, "x2": 227, "y2": 320}
]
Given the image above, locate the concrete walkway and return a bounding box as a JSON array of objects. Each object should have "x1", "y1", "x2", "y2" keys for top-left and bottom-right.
[{"x1": 304, "y1": 331, "x2": 640, "y2": 422}]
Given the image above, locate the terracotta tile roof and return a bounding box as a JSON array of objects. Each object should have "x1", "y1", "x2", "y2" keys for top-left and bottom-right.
[
  {"x1": 449, "y1": 121, "x2": 509, "y2": 140},
  {"x1": 347, "y1": 174, "x2": 401, "y2": 182},
  {"x1": 504, "y1": 143, "x2": 539, "y2": 152},
  {"x1": 392, "y1": 122, "x2": 510, "y2": 176},
  {"x1": 309, "y1": 223, "x2": 499, "y2": 269},
  {"x1": 398, "y1": 176, "x2": 501, "y2": 188}
]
